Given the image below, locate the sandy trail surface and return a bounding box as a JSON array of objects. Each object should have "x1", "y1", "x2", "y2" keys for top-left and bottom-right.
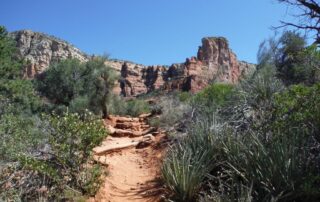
[{"x1": 88, "y1": 114, "x2": 167, "y2": 202}]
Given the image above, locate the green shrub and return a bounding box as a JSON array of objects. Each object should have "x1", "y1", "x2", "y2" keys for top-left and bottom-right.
[
  {"x1": 0, "y1": 26, "x2": 24, "y2": 79},
  {"x1": 106, "y1": 94, "x2": 128, "y2": 115},
  {"x1": 192, "y1": 83, "x2": 234, "y2": 107},
  {"x1": 162, "y1": 147, "x2": 214, "y2": 202},
  {"x1": 162, "y1": 80, "x2": 320, "y2": 201},
  {"x1": 273, "y1": 83, "x2": 320, "y2": 136},
  {"x1": 221, "y1": 65, "x2": 284, "y2": 133},
  {"x1": 44, "y1": 111, "x2": 106, "y2": 168},
  {"x1": 178, "y1": 91, "x2": 192, "y2": 102},
  {"x1": 148, "y1": 116, "x2": 160, "y2": 128},
  {"x1": 107, "y1": 97, "x2": 151, "y2": 117},
  {"x1": 78, "y1": 164, "x2": 105, "y2": 196},
  {"x1": 125, "y1": 99, "x2": 151, "y2": 116},
  {"x1": 0, "y1": 114, "x2": 42, "y2": 162},
  {"x1": 258, "y1": 31, "x2": 320, "y2": 85},
  {"x1": 155, "y1": 95, "x2": 192, "y2": 129},
  {"x1": 35, "y1": 57, "x2": 118, "y2": 118},
  {"x1": 0, "y1": 111, "x2": 107, "y2": 201}
]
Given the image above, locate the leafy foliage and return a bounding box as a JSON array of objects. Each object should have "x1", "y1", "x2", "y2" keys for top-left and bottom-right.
[
  {"x1": 273, "y1": 83, "x2": 320, "y2": 137},
  {"x1": 35, "y1": 57, "x2": 118, "y2": 117},
  {"x1": 36, "y1": 59, "x2": 85, "y2": 105},
  {"x1": 1, "y1": 111, "x2": 107, "y2": 200},
  {"x1": 192, "y1": 83, "x2": 234, "y2": 109},
  {"x1": 0, "y1": 26, "x2": 24, "y2": 79},
  {"x1": 258, "y1": 31, "x2": 320, "y2": 85},
  {"x1": 0, "y1": 26, "x2": 108, "y2": 200},
  {"x1": 125, "y1": 99, "x2": 151, "y2": 116},
  {"x1": 43, "y1": 111, "x2": 106, "y2": 169},
  {"x1": 0, "y1": 114, "x2": 42, "y2": 162}
]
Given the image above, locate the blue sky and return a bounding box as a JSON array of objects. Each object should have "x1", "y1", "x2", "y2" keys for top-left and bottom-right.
[{"x1": 1, "y1": 0, "x2": 297, "y2": 65}]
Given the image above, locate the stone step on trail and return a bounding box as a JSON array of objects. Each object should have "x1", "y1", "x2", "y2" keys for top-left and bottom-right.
[{"x1": 90, "y1": 113, "x2": 166, "y2": 202}]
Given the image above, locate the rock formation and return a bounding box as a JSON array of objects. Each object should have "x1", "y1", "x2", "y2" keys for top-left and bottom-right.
[
  {"x1": 10, "y1": 30, "x2": 255, "y2": 96},
  {"x1": 110, "y1": 37, "x2": 256, "y2": 96},
  {"x1": 10, "y1": 30, "x2": 88, "y2": 77}
]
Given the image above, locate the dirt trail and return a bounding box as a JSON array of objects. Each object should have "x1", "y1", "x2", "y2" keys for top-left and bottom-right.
[{"x1": 88, "y1": 114, "x2": 167, "y2": 202}]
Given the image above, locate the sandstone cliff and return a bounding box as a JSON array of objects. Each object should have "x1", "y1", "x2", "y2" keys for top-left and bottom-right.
[
  {"x1": 109, "y1": 37, "x2": 255, "y2": 96},
  {"x1": 10, "y1": 30, "x2": 255, "y2": 96},
  {"x1": 10, "y1": 30, "x2": 89, "y2": 77}
]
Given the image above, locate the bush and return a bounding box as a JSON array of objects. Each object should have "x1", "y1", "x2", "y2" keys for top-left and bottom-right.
[
  {"x1": 0, "y1": 26, "x2": 24, "y2": 79},
  {"x1": 272, "y1": 83, "x2": 320, "y2": 136},
  {"x1": 162, "y1": 147, "x2": 214, "y2": 202},
  {"x1": 35, "y1": 59, "x2": 86, "y2": 105},
  {"x1": 0, "y1": 25, "x2": 106, "y2": 201},
  {"x1": 106, "y1": 94, "x2": 128, "y2": 115},
  {"x1": 154, "y1": 94, "x2": 192, "y2": 129},
  {"x1": 258, "y1": 31, "x2": 320, "y2": 85},
  {"x1": 163, "y1": 109, "x2": 320, "y2": 201},
  {"x1": 221, "y1": 65, "x2": 284, "y2": 133},
  {"x1": 125, "y1": 99, "x2": 150, "y2": 116},
  {"x1": 192, "y1": 83, "x2": 234, "y2": 109},
  {"x1": 43, "y1": 111, "x2": 106, "y2": 169},
  {"x1": 0, "y1": 111, "x2": 107, "y2": 200},
  {"x1": 0, "y1": 114, "x2": 42, "y2": 162},
  {"x1": 178, "y1": 91, "x2": 192, "y2": 102},
  {"x1": 35, "y1": 57, "x2": 118, "y2": 118},
  {"x1": 107, "y1": 96, "x2": 151, "y2": 117},
  {"x1": 162, "y1": 67, "x2": 320, "y2": 201}
]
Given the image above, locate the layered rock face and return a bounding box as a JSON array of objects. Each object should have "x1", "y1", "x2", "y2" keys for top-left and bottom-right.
[
  {"x1": 112, "y1": 37, "x2": 255, "y2": 96},
  {"x1": 10, "y1": 30, "x2": 255, "y2": 96},
  {"x1": 10, "y1": 30, "x2": 88, "y2": 77}
]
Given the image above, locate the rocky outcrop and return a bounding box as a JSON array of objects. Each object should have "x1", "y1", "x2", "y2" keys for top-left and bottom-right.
[
  {"x1": 10, "y1": 30, "x2": 88, "y2": 77},
  {"x1": 10, "y1": 30, "x2": 255, "y2": 96},
  {"x1": 112, "y1": 37, "x2": 256, "y2": 96}
]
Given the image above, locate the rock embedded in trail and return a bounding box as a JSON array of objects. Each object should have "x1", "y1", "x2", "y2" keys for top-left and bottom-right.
[
  {"x1": 93, "y1": 139, "x2": 139, "y2": 155},
  {"x1": 136, "y1": 134, "x2": 156, "y2": 149}
]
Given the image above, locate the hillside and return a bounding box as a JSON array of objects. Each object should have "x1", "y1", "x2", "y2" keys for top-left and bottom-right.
[
  {"x1": 2, "y1": 1, "x2": 320, "y2": 202},
  {"x1": 10, "y1": 30, "x2": 255, "y2": 96}
]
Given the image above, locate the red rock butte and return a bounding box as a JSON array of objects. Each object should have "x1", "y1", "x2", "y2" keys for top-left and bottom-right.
[{"x1": 10, "y1": 30, "x2": 255, "y2": 96}]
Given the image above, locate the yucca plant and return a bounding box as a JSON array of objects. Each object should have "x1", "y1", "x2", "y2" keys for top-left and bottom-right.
[
  {"x1": 162, "y1": 146, "x2": 215, "y2": 202},
  {"x1": 220, "y1": 130, "x2": 320, "y2": 201},
  {"x1": 161, "y1": 113, "x2": 222, "y2": 201}
]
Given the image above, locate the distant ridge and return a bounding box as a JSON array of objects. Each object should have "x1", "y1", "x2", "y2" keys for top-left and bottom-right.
[{"x1": 10, "y1": 29, "x2": 256, "y2": 96}]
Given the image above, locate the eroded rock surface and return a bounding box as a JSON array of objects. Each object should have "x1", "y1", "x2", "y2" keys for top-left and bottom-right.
[
  {"x1": 11, "y1": 30, "x2": 255, "y2": 95},
  {"x1": 111, "y1": 37, "x2": 256, "y2": 95},
  {"x1": 10, "y1": 30, "x2": 88, "y2": 77}
]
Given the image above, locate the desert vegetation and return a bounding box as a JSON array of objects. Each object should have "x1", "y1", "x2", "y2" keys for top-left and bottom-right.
[
  {"x1": 1, "y1": 1, "x2": 320, "y2": 201},
  {"x1": 0, "y1": 26, "x2": 110, "y2": 201},
  {"x1": 160, "y1": 30, "x2": 320, "y2": 201},
  {"x1": 0, "y1": 25, "x2": 154, "y2": 201}
]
